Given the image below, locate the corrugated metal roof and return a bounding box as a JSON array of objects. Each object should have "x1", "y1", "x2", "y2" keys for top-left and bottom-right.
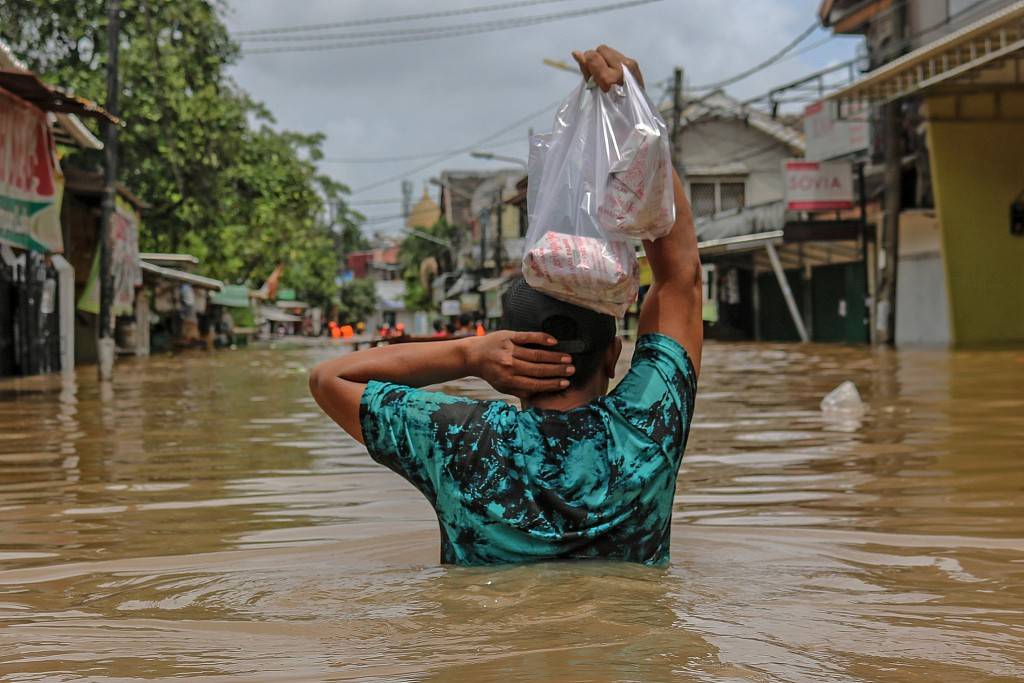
[
  {"x1": 826, "y1": 0, "x2": 1024, "y2": 108},
  {"x1": 0, "y1": 69, "x2": 119, "y2": 124},
  {"x1": 139, "y1": 261, "x2": 223, "y2": 290},
  {"x1": 672, "y1": 91, "x2": 806, "y2": 153}
]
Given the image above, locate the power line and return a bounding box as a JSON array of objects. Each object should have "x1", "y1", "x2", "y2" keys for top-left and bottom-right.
[
  {"x1": 350, "y1": 97, "x2": 559, "y2": 195},
  {"x1": 242, "y1": 0, "x2": 665, "y2": 54},
  {"x1": 322, "y1": 135, "x2": 523, "y2": 164},
  {"x1": 345, "y1": 198, "x2": 406, "y2": 206},
  {"x1": 689, "y1": 21, "x2": 820, "y2": 91},
  {"x1": 735, "y1": 0, "x2": 991, "y2": 113},
  {"x1": 234, "y1": 0, "x2": 580, "y2": 37}
]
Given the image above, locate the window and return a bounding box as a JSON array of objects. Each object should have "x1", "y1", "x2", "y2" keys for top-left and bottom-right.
[
  {"x1": 688, "y1": 178, "x2": 747, "y2": 217},
  {"x1": 720, "y1": 182, "x2": 746, "y2": 212},
  {"x1": 690, "y1": 183, "x2": 717, "y2": 218}
]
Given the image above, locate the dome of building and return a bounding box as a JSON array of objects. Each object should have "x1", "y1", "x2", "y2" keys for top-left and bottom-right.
[{"x1": 406, "y1": 187, "x2": 441, "y2": 229}]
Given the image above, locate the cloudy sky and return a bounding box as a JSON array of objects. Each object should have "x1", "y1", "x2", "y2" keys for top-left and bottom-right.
[{"x1": 221, "y1": 0, "x2": 861, "y2": 232}]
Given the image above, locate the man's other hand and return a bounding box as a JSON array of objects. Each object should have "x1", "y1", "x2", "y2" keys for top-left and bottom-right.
[
  {"x1": 465, "y1": 332, "x2": 574, "y2": 398},
  {"x1": 571, "y1": 45, "x2": 644, "y2": 91}
]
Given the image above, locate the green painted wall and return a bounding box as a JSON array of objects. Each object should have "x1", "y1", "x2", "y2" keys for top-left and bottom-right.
[{"x1": 926, "y1": 93, "x2": 1024, "y2": 345}]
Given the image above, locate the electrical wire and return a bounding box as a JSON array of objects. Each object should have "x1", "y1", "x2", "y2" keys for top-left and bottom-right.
[
  {"x1": 349, "y1": 97, "x2": 559, "y2": 195},
  {"x1": 242, "y1": 0, "x2": 665, "y2": 54},
  {"x1": 689, "y1": 21, "x2": 820, "y2": 91},
  {"x1": 345, "y1": 198, "x2": 406, "y2": 206},
  {"x1": 234, "y1": 0, "x2": 581, "y2": 37},
  {"x1": 731, "y1": 0, "x2": 994, "y2": 113},
  {"x1": 322, "y1": 135, "x2": 523, "y2": 164}
]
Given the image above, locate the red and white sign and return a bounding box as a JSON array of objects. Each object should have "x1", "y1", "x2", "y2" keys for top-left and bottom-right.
[
  {"x1": 804, "y1": 100, "x2": 869, "y2": 162},
  {"x1": 784, "y1": 160, "x2": 854, "y2": 211},
  {"x1": 0, "y1": 87, "x2": 64, "y2": 253}
]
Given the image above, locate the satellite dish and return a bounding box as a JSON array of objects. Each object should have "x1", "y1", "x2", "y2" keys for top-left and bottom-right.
[{"x1": 420, "y1": 257, "x2": 439, "y2": 289}]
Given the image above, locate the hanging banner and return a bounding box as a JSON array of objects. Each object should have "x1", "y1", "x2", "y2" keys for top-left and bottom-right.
[
  {"x1": 784, "y1": 160, "x2": 855, "y2": 211},
  {"x1": 78, "y1": 197, "x2": 142, "y2": 315},
  {"x1": 0, "y1": 87, "x2": 64, "y2": 253},
  {"x1": 804, "y1": 100, "x2": 869, "y2": 162}
]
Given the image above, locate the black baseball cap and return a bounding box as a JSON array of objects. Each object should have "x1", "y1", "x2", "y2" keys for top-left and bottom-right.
[{"x1": 501, "y1": 278, "x2": 616, "y2": 355}]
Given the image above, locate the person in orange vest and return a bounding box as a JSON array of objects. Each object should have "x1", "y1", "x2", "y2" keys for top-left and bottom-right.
[
  {"x1": 475, "y1": 321, "x2": 486, "y2": 336},
  {"x1": 340, "y1": 324, "x2": 354, "y2": 338}
]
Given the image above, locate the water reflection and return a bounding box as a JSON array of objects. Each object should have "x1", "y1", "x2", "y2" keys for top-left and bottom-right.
[{"x1": 0, "y1": 341, "x2": 1022, "y2": 680}]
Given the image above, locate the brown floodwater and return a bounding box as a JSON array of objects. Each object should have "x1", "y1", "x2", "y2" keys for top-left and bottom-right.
[{"x1": 0, "y1": 339, "x2": 1022, "y2": 682}]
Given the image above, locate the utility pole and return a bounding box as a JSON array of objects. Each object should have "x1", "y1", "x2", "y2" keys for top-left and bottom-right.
[
  {"x1": 477, "y1": 211, "x2": 488, "y2": 318},
  {"x1": 877, "y1": 5, "x2": 906, "y2": 347},
  {"x1": 670, "y1": 67, "x2": 684, "y2": 173},
  {"x1": 878, "y1": 102, "x2": 902, "y2": 346},
  {"x1": 493, "y1": 189, "x2": 503, "y2": 275},
  {"x1": 401, "y1": 180, "x2": 413, "y2": 220},
  {"x1": 98, "y1": 0, "x2": 120, "y2": 381}
]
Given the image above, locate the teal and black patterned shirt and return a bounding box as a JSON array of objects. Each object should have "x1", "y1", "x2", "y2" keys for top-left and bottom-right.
[{"x1": 359, "y1": 333, "x2": 697, "y2": 566}]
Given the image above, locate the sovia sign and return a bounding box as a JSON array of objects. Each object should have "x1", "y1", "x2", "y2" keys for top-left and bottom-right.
[{"x1": 784, "y1": 160, "x2": 855, "y2": 212}]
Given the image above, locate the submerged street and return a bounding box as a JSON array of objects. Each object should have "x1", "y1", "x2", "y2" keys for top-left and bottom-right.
[{"x1": 1, "y1": 341, "x2": 1022, "y2": 681}]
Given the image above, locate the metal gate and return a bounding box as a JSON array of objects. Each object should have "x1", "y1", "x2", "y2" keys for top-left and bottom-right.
[{"x1": 0, "y1": 250, "x2": 61, "y2": 377}]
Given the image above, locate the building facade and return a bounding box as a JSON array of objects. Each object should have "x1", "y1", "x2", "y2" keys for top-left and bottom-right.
[{"x1": 820, "y1": 0, "x2": 1024, "y2": 347}]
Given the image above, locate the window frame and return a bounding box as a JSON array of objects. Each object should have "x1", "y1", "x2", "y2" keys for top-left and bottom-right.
[{"x1": 685, "y1": 176, "x2": 748, "y2": 217}]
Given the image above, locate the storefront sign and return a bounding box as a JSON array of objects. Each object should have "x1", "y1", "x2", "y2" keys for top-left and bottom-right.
[
  {"x1": 441, "y1": 299, "x2": 461, "y2": 316},
  {"x1": 78, "y1": 197, "x2": 142, "y2": 315},
  {"x1": 804, "y1": 100, "x2": 869, "y2": 162},
  {"x1": 0, "y1": 87, "x2": 64, "y2": 253},
  {"x1": 784, "y1": 160, "x2": 854, "y2": 211}
]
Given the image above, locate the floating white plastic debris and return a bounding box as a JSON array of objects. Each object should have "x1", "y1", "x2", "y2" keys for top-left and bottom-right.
[{"x1": 820, "y1": 381, "x2": 865, "y2": 418}]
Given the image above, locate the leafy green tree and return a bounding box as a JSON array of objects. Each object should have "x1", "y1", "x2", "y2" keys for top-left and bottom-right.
[
  {"x1": 399, "y1": 219, "x2": 455, "y2": 311},
  {"x1": 336, "y1": 278, "x2": 377, "y2": 324},
  {"x1": 0, "y1": 0, "x2": 363, "y2": 309}
]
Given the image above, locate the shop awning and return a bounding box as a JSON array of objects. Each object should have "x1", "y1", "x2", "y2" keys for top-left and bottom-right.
[
  {"x1": 139, "y1": 261, "x2": 223, "y2": 290},
  {"x1": 210, "y1": 284, "x2": 251, "y2": 308},
  {"x1": 139, "y1": 252, "x2": 199, "y2": 266},
  {"x1": 0, "y1": 69, "x2": 120, "y2": 123},
  {"x1": 52, "y1": 113, "x2": 102, "y2": 150},
  {"x1": 827, "y1": 1, "x2": 1024, "y2": 112},
  {"x1": 698, "y1": 230, "x2": 785, "y2": 256},
  {"x1": 259, "y1": 305, "x2": 303, "y2": 323},
  {"x1": 478, "y1": 274, "x2": 514, "y2": 292},
  {"x1": 446, "y1": 273, "x2": 476, "y2": 298}
]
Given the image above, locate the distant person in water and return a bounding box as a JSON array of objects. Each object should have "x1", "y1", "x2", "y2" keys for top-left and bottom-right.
[{"x1": 309, "y1": 46, "x2": 702, "y2": 565}]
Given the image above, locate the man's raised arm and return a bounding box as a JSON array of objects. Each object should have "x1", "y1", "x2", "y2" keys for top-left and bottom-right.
[
  {"x1": 573, "y1": 45, "x2": 703, "y2": 375},
  {"x1": 636, "y1": 168, "x2": 703, "y2": 375}
]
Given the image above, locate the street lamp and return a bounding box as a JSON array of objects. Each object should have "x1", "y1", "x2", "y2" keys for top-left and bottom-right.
[{"x1": 470, "y1": 151, "x2": 528, "y2": 168}]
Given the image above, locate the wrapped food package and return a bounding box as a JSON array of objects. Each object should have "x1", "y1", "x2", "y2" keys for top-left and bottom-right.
[
  {"x1": 597, "y1": 125, "x2": 675, "y2": 240},
  {"x1": 523, "y1": 231, "x2": 639, "y2": 318}
]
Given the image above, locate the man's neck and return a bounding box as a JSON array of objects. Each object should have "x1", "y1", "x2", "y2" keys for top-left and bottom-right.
[{"x1": 521, "y1": 387, "x2": 602, "y2": 412}]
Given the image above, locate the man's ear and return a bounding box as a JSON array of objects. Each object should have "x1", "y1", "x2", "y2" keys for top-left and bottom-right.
[{"x1": 604, "y1": 337, "x2": 623, "y2": 379}]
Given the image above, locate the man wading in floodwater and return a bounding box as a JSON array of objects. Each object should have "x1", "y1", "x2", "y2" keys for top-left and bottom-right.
[{"x1": 310, "y1": 46, "x2": 702, "y2": 565}]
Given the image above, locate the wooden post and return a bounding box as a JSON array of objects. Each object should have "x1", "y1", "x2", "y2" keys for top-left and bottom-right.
[
  {"x1": 878, "y1": 101, "x2": 902, "y2": 346},
  {"x1": 766, "y1": 243, "x2": 809, "y2": 343},
  {"x1": 98, "y1": 0, "x2": 120, "y2": 381},
  {"x1": 670, "y1": 67, "x2": 684, "y2": 174}
]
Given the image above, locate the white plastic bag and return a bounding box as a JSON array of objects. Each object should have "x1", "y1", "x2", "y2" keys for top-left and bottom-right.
[{"x1": 522, "y1": 69, "x2": 674, "y2": 317}]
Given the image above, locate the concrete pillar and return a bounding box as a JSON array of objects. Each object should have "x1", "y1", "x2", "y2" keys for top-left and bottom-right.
[{"x1": 51, "y1": 255, "x2": 75, "y2": 374}]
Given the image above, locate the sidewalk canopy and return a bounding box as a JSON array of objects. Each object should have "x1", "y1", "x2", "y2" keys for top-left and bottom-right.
[
  {"x1": 827, "y1": 1, "x2": 1024, "y2": 111},
  {"x1": 210, "y1": 284, "x2": 251, "y2": 308},
  {"x1": 139, "y1": 261, "x2": 223, "y2": 291},
  {"x1": 0, "y1": 69, "x2": 120, "y2": 124},
  {"x1": 139, "y1": 252, "x2": 199, "y2": 267},
  {"x1": 697, "y1": 230, "x2": 785, "y2": 256},
  {"x1": 259, "y1": 305, "x2": 303, "y2": 323},
  {"x1": 478, "y1": 274, "x2": 514, "y2": 292}
]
